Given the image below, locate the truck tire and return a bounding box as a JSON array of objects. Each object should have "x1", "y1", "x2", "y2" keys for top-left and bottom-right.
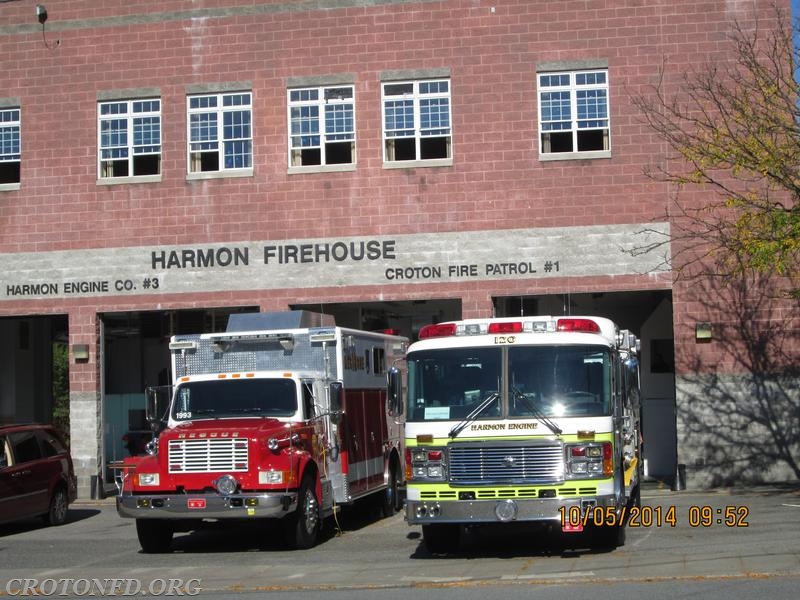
[
  {"x1": 380, "y1": 463, "x2": 400, "y2": 518},
  {"x1": 136, "y1": 519, "x2": 173, "y2": 553},
  {"x1": 591, "y1": 521, "x2": 626, "y2": 549},
  {"x1": 284, "y1": 475, "x2": 320, "y2": 549},
  {"x1": 44, "y1": 485, "x2": 69, "y2": 526},
  {"x1": 422, "y1": 524, "x2": 461, "y2": 554}
]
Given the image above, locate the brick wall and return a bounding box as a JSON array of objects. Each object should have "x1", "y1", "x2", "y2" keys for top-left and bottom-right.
[{"x1": 1, "y1": 0, "x2": 778, "y2": 252}]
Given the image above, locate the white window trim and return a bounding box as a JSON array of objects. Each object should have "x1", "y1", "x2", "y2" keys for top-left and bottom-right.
[
  {"x1": 0, "y1": 106, "x2": 21, "y2": 189},
  {"x1": 186, "y1": 91, "x2": 254, "y2": 178},
  {"x1": 97, "y1": 98, "x2": 162, "y2": 180},
  {"x1": 537, "y1": 70, "x2": 611, "y2": 160},
  {"x1": 381, "y1": 79, "x2": 453, "y2": 167},
  {"x1": 287, "y1": 84, "x2": 356, "y2": 174}
]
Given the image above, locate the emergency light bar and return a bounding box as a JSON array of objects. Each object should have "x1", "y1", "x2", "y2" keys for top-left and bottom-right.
[
  {"x1": 418, "y1": 317, "x2": 604, "y2": 340},
  {"x1": 309, "y1": 329, "x2": 337, "y2": 342},
  {"x1": 201, "y1": 332, "x2": 296, "y2": 352},
  {"x1": 556, "y1": 318, "x2": 600, "y2": 333},
  {"x1": 205, "y1": 332, "x2": 294, "y2": 344},
  {"x1": 168, "y1": 340, "x2": 197, "y2": 351}
]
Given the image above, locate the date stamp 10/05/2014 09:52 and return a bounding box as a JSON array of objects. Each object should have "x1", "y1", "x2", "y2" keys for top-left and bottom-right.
[{"x1": 559, "y1": 505, "x2": 751, "y2": 530}]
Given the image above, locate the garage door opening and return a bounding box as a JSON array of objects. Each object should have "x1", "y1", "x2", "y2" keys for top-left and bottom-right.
[
  {"x1": 494, "y1": 290, "x2": 677, "y2": 482},
  {"x1": 100, "y1": 307, "x2": 256, "y2": 483},
  {"x1": 291, "y1": 298, "x2": 462, "y2": 341}
]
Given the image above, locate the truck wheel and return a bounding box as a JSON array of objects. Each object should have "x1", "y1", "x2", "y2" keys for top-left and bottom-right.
[
  {"x1": 381, "y1": 464, "x2": 400, "y2": 517},
  {"x1": 422, "y1": 524, "x2": 461, "y2": 554},
  {"x1": 591, "y1": 522, "x2": 626, "y2": 549},
  {"x1": 136, "y1": 519, "x2": 173, "y2": 553},
  {"x1": 44, "y1": 486, "x2": 68, "y2": 526},
  {"x1": 285, "y1": 475, "x2": 320, "y2": 549}
]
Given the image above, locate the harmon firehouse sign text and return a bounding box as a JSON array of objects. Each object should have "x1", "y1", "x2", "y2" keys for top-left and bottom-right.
[{"x1": 1, "y1": 223, "x2": 669, "y2": 300}]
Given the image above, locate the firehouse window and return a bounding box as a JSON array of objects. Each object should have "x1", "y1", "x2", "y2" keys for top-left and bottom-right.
[
  {"x1": 187, "y1": 92, "x2": 252, "y2": 174},
  {"x1": 382, "y1": 79, "x2": 452, "y2": 165},
  {"x1": 0, "y1": 108, "x2": 21, "y2": 186},
  {"x1": 98, "y1": 99, "x2": 161, "y2": 179},
  {"x1": 538, "y1": 70, "x2": 610, "y2": 158},
  {"x1": 288, "y1": 85, "x2": 355, "y2": 168}
]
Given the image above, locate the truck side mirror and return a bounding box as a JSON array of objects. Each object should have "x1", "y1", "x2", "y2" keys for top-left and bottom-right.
[
  {"x1": 329, "y1": 381, "x2": 344, "y2": 419},
  {"x1": 145, "y1": 386, "x2": 170, "y2": 431},
  {"x1": 145, "y1": 387, "x2": 158, "y2": 422},
  {"x1": 387, "y1": 367, "x2": 403, "y2": 416}
]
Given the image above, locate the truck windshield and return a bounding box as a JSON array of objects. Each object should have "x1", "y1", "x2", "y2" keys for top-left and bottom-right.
[
  {"x1": 172, "y1": 378, "x2": 298, "y2": 421},
  {"x1": 407, "y1": 345, "x2": 611, "y2": 421},
  {"x1": 508, "y1": 345, "x2": 611, "y2": 417},
  {"x1": 407, "y1": 347, "x2": 501, "y2": 421}
]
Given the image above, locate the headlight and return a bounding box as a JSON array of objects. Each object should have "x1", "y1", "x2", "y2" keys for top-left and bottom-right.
[
  {"x1": 259, "y1": 470, "x2": 284, "y2": 484},
  {"x1": 214, "y1": 474, "x2": 239, "y2": 495},
  {"x1": 136, "y1": 473, "x2": 160, "y2": 486},
  {"x1": 408, "y1": 447, "x2": 446, "y2": 481},
  {"x1": 565, "y1": 442, "x2": 612, "y2": 479}
]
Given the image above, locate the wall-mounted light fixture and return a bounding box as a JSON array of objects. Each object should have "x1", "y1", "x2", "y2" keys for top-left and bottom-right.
[
  {"x1": 35, "y1": 4, "x2": 60, "y2": 49},
  {"x1": 695, "y1": 322, "x2": 713, "y2": 342},
  {"x1": 73, "y1": 344, "x2": 90, "y2": 362}
]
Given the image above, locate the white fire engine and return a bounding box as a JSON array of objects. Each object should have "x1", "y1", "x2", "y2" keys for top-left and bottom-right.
[
  {"x1": 390, "y1": 315, "x2": 641, "y2": 553},
  {"x1": 116, "y1": 311, "x2": 407, "y2": 552}
]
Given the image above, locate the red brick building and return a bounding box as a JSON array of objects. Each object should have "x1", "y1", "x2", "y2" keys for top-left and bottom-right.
[{"x1": 1, "y1": 0, "x2": 796, "y2": 496}]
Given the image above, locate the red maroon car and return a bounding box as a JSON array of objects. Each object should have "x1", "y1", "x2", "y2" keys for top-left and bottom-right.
[{"x1": 0, "y1": 424, "x2": 78, "y2": 526}]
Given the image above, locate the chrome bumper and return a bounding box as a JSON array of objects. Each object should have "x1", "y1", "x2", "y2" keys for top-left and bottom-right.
[
  {"x1": 116, "y1": 491, "x2": 297, "y2": 520},
  {"x1": 405, "y1": 494, "x2": 616, "y2": 525}
]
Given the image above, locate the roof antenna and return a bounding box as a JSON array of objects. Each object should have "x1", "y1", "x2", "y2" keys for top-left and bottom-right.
[{"x1": 36, "y1": 5, "x2": 60, "y2": 50}]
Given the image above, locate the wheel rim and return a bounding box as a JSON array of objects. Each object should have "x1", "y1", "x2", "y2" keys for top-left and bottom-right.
[
  {"x1": 52, "y1": 490, "x2": 67, "y2": 522},
  {"x1": 302, "y1": 488, "x2": 318, "y2": 533},
  {"x1": 386, "y1": 474, "x2": 395, "y2": 506}
]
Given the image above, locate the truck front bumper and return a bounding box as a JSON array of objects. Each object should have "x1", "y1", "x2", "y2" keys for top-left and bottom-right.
[
  {"x1": 405, "y1": 494, "x2": 617, "y2": 525},
  {"x1": 117, "y1": 491, "x2": 297, "y2": 520}
]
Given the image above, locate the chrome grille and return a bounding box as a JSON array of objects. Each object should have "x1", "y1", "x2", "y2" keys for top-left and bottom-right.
[
  {"x1": 167, "y1": 438, "x2": 249, "y2": 473},
  {"x1": 448, "y1": 441, "x2": 564, "y2": 484}
]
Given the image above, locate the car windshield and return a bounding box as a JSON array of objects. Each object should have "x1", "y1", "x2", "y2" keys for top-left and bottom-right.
[
  {"x1": 172, "y1": 378, "x2": 298, "y2": 421},
  {"x1": 407, "y1": 345, "x2": 611, "y2": 421}
]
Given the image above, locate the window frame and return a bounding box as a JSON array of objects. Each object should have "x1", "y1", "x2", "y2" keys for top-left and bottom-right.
[
  {"x1": 187, "y1": 91, "x2": 253, "y2": 179},
  {"x1": 381, "y1": 78, "x2": 453, "y2": 168},
  {"x1": 97, "y1": 98, "x2": 162, "y2": 183},
  {"x1": 537, "y1": 69, "x2": 611, "y2": 161},
  {"x1": 0, "y1": 107, "x2": 21, "y2": 189},
  {"x1": 287, "y1": 84, "x2": 356, "y2": 173}
]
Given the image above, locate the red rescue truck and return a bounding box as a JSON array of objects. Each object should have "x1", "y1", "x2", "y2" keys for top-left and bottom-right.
[{"x1": 116, "y1": 311, "x2": 407, "y2": 552}]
